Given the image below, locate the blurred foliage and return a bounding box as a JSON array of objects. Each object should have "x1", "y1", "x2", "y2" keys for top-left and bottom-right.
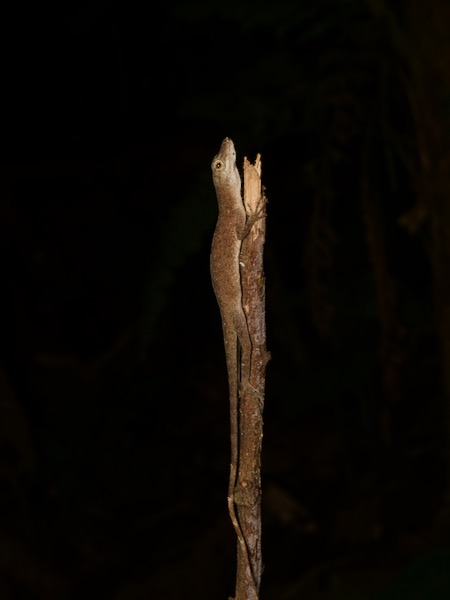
[{"x1": 373, "y1": 546, "x2": 450, "y2": 600}]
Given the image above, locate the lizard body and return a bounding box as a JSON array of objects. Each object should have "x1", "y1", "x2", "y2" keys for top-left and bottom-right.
[{"x1": 210, "y1": 138, "x2": 256, "y2": 597}]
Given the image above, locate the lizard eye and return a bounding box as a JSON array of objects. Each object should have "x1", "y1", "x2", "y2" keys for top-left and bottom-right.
[{"x1": 214, "y1": 160, "x2": 223, "y2": 170}]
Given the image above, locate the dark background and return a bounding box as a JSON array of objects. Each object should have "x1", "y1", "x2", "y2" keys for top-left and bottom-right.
[{"x1": 2, "y1": 1, "x2": 450, "y2": 599}]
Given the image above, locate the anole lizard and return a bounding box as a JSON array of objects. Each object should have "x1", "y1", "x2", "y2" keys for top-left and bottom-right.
[{"x1": 210, "y1": 137, "x2": 260, "y2": 598}]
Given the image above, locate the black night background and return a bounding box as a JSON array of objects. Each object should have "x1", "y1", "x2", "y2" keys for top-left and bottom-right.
[{"x1": 2, "y1": 1, "x2": 450, "y2": 599}]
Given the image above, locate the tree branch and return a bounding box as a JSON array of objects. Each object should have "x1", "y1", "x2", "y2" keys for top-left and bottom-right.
[{"x1": 233, "y1": 152, "x2": 270, "y2": 600}]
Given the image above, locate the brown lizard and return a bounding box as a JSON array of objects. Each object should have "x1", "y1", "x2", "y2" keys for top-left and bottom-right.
[{"x1": 210, "y1": 137, "x2": 260, "y2": 598}]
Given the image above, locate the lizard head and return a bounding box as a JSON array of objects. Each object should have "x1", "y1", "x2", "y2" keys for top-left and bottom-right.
[{"x1": 211, "y1": 137, "x2": 241, "y2": 192}]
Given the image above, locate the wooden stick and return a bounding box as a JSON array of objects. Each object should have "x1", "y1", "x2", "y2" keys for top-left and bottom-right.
[{"x1": 233, "y1": 152, "x2": 270, "y2": 600}]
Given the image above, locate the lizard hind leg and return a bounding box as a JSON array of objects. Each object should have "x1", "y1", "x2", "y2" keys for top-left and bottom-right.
[{"x1": 234, "y1": 308, "x2": 252, "y2": 385}]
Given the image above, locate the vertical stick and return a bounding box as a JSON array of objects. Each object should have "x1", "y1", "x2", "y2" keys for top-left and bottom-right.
[{"x1": 233, "y1": 153, "x2": 270, "y2": 599}]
